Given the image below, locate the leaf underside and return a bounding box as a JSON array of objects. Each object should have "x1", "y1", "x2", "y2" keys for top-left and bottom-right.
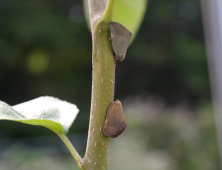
[{"x1": 0, "y1": 96, "x2": 79, "y2": 135}]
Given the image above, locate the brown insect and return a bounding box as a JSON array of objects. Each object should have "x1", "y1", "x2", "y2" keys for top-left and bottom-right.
[
  {"x1": 110, "y1": 22, "x2": 132, "y2": 61},
  {"x1": 103, "y1": 100, "x2": 127, "y2": 138}
]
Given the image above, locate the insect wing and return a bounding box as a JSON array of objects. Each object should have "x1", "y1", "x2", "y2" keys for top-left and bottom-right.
[
  {"x1": 110, "y1": 22, "x2": 132, "y2": 61},
  {"x1": 103, "y1": 100, "x2": 127, "y2": 138}
]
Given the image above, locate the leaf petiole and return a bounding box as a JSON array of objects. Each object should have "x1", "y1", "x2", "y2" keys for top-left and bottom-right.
[{"x1": 57, "y1": 133, "x2": 83, "y2": 170}]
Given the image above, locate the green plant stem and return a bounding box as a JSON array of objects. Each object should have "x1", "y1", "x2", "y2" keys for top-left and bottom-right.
[
  {"x1": 58, "y1": 134, "x2": 83, "y2": 170},
  {"x1": 81, "y1": 0, "x2": 116, "y2": 169},
  {"x1": 99, "y1": 0, "x2": 116, "y2": 24}
]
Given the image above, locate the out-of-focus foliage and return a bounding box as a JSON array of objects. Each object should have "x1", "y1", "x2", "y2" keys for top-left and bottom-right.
[
  {"x1": 112, "y1": 96, "x2": 219, "y2": 170},
  {"x1": 0, "y1": 0, "x2": 92, "y2": 136},
  {"x1": 0, "y1": 0, "x2": 209, "y2": 137}
]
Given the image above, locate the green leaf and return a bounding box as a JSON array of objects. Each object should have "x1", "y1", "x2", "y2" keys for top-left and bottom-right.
[
  {"x1": 114, "y1": 0, "x2": 147, "y2": 42},
  {"x1": 84, "y1": 0, "x2": 148, "y2": 42},
  {"x1": 0, "y1": 96, "x2": 79, "y2": 135}
]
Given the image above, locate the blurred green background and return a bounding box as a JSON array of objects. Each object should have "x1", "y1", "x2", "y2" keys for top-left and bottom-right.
[{"x1": 0, "y1": 0, "x2": 220, "y2": 169}]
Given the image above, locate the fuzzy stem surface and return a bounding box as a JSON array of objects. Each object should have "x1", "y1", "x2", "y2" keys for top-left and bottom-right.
[{"x1": 82, "y1": 0, "x2": 116, "y2": 169}]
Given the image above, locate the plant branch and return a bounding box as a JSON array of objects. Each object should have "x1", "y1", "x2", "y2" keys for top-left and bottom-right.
[
  {"x1": 58, "y1": 134, "x2": 83, "y2": 170},
  {"x1": 82, "y1": 0, "x2": 116, "y2": 169}
]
